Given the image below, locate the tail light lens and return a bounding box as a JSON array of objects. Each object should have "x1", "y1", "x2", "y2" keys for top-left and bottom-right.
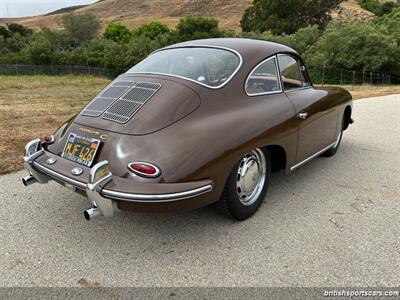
[{"x1": 128, "y1": 162, "x2": 161, "y2": 178}]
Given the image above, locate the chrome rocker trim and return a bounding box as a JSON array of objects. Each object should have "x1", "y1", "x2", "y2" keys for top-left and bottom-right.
[
  {"x1": 290, "y1": 142, "x2": 336, "y2": 171},
  {"x1": 22, "y1": 139, "x2": 213, "y2": 218}
]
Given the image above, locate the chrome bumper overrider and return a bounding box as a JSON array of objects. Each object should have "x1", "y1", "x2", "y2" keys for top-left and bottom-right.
[{"x1": 22, "y1": 139, "x2": 212, "y2": 219}]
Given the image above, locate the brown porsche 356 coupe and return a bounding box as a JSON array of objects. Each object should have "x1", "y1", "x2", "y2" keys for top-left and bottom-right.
[{"x1": 22, "y1": 38, "x2": 353, "y2": 220}]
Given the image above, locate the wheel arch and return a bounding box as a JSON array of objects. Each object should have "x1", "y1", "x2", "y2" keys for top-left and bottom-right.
[
  {"x1": 262, "y1": 144, "x2": 287, "y2": 173},
  {"x1": 343, "y1": 105, "x2": 352, "y2": 130}
]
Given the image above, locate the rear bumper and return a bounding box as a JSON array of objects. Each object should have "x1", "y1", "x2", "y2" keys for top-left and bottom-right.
[{"x1": 22, "y1": 139, "x2": 213, "y2": 217}]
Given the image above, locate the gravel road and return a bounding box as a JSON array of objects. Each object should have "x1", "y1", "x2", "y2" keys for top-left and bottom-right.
[{"x1": 1, "y1": 94, "x2": 399, "y2": 287}]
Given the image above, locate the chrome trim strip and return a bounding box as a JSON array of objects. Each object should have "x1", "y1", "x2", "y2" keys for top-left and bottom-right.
[
  {"x1": 32, "y1": 161, "x2": 212, "y2": 202},
  {"x1": 101, "y1": 184, "x2": 213, "y2": 202},
  {"x1": 126, "y1": 45, "x2": 243, "y2": 90},
  {"x1": 245, "y1": 55, "x2": 283, "y2": 97},
  {"x1": 290, "y1": 142, "x2": 336, "y2": 171},
  {"x1": 32, "y1": 161, "x2": 87, "y2": 189}
]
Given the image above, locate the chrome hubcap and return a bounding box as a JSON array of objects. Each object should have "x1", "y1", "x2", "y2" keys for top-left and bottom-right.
[{"x1": 236, "y1": 149, "x2": 266, "y2": 206}]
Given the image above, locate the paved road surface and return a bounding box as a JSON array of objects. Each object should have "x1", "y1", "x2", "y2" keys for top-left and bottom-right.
[{"x1": 0, "y1": 94, "x2": 399, "y2": 287}]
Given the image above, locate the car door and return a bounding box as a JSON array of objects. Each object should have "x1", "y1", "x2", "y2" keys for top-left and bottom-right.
[{"x1": 277, "y1": 54, "x2": 338, "y2": 166}]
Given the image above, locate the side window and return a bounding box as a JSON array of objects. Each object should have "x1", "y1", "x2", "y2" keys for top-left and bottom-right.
[
  {"x1": 246, "y1": 56, "x2": 280, "y2": 96},
  {"x1": 278, "y1": 55, "x2": 303, "y2": 91},
  {"x1": 299, "y1": 64, "x2": 311, "y2": 87}
]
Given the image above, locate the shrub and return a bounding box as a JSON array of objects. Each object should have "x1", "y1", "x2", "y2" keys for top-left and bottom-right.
[
  {"x1": 132, "y1": 21, "x2": 170, "y2": 40},
  {"x1": 6, "y1": 23, "x2": 33, "y2": 36},
  {"x1": 103, "y1": 22, "x2": 133, "y2": 43},
  {"x1": 303, "y1": 21, "x2": 398, "y2": 74},
  {"x1": 175, "y1": 17, "x2": 222, "y2": 41}
]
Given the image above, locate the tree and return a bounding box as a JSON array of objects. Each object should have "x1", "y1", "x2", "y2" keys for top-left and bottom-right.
[
  {"x1": 175, "y1": 17, "x2": 222, "y2": 41},
  {"x1": 303, "y1": 21, "x2": 398, "y2": 74},
  {"x1": 241, "y1": 0, "x2": 343, "y2": 35},
  {"x1": 61, "y1": 13, "x2": 101, "y2": 46},
  {"x1": 132, "y1": 21, "x2": 170, "y2": 40},
  {"x1": 103, "y1": 22, "x2": 132, "y2": 43}
]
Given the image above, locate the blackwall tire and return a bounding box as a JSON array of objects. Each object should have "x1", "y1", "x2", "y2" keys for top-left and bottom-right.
[{"x1": 217, "y1": 148, "x2": 271, "y2": 220}]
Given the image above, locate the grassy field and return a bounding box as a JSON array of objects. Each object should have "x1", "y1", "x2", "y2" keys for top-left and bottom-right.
[
  {"x1": 0, "y1": 75, "x2": 109, "y2": 174},
  {"x1": 0, "y1": 75, "x2": 399, "y2": 175}
]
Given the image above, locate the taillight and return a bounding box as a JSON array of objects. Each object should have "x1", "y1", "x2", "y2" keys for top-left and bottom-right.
[{"x1": 128, "y1": 162, "x2": 161, "y2": 178}]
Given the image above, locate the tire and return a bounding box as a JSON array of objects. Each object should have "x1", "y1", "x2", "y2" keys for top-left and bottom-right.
[
  {"x1": 322, "y1": 115, "x2": 345, "y2": 157},
  {"x1": 216, "y1": 148, "x2": 271, "y2": 220}
]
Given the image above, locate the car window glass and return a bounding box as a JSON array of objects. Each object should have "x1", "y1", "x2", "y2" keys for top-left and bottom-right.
[
  {"x1": 127, "y1": 47, "x2": 241, "y2": 88},
  {"x1": 299, "y1": 64, "x2": 310, "y2": 87},
  {"x1": 246, "y1": 57, "x2": 280, "y2": 95},
  {"x1": 278, "y1": 55, "x2": 303, "y2": 91}
]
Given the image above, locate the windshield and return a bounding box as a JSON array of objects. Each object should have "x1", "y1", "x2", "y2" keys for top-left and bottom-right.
[{"x1": 127, "y1": 47, "x2": 241, "y2": 88}]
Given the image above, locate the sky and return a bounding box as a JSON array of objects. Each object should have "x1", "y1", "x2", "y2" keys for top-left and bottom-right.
[{"x1": 0, "y1": 0, "x2": 97, "y2": 18}]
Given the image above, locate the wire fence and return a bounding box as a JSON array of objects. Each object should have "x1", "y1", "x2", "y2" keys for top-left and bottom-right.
[
  {"x1": 0, "y1": 64, "x2": 114, "y2": 78},
  {"x1": 0, "y1": 64, "x2": 399, "y2": 86},
  {"x1": 308, "y1": 65, "x2": 398, "y2": 87}
]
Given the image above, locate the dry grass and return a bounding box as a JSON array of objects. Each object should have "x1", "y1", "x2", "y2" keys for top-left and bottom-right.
[
  {"x1": 0, "y1": 75, "x2": 398, "y2": 175},
  {"x1": 0, "y1": 75, "x2": 110, "y2": 174},
  {"x1": 322, "y1": 85, "x2": 400, "y2": 100},
  {"x1": 0, "y1": 0, "x2": 374, "y2": 31}
]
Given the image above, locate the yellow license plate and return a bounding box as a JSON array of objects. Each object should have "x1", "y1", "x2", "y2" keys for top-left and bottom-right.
[{"x1": 62, "y1": 133, "x2": 100, "y2": 167}]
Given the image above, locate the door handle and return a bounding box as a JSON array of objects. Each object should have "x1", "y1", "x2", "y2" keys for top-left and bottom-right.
[{"x1": 298, "y1": 112, "x2": 309, "y2": 120}]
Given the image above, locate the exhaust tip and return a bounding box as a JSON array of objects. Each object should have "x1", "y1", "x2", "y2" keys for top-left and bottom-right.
[
  {"x1": 22, "y1": 175, "x2": 37, "y2": 187},
  {"x1": 84, "y1": 206, "x2": 100, "y2": 221}
]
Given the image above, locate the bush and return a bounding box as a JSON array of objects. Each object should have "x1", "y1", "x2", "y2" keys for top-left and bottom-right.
[
  {"x1": 175, "y1": 17, "x2": 222, "y2": 41},
  {"x1": 21, "y1": 32, "x2": 53, "y2": 64},
  {"x1": 303, "y1": 21, "x2": 398, "y2": 74},
  {"x1": 103, "y1": 22, "x2": 132, "y2": 43},
  {"x1": 357, "y1": 0, "x2": 398, "y2": 16},
  {"x1": 132, "y1": 21, "x2": 170, "y2": 40},
  {"x1": 6, "y1": 23, "x2": 33, "y2": 36}
]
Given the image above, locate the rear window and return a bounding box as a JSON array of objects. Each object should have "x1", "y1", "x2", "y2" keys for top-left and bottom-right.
[{"x1": 127, "y1": 47, "x2": 241, "y2": 88}]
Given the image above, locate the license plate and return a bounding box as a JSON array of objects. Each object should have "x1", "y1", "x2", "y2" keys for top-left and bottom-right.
[{"x1": 62, "y1": 133, "x2": 100, "y2": 167}]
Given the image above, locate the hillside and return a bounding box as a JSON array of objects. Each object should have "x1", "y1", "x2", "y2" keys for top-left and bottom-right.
[{"x1": 0, "y1": 0, "x2": 377, "y2": 31}]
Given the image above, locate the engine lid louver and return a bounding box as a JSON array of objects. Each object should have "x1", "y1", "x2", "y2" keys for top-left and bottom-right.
[
  {"x1": 81, "y1": 80, "x2": 135, "y2": 117},
  {"x1": 101, "y1": 81, "x2": 161, "y2": 124},
  {"x1": 80, "y1": 80, "x2": 161, "y2": 124}
]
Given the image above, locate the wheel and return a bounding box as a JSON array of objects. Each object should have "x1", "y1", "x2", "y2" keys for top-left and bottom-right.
[
  {"x1": 322, "y1": 115, "x2": 345, "y2": 157},
  {"x1": 217, "y1": 148, "x2": 271, "y2": 220}
]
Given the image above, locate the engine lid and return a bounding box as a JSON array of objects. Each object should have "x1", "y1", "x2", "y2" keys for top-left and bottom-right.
[{"x1": 73, "y1": 74, "x2": 200, "y2": 135}]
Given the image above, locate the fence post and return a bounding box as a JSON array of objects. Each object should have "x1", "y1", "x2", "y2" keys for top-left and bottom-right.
[
  {"x1": 321, "y1": 64, "x2": 326, "y2": 86},
  {"x1": 340, "y1": 69, "x2": 343, "y2": 86},
  {"x1": 370, "y1": 72, "x2": 372, "y2": 85},
  {"x1": 70, "y1": 64, "x2": 72, "y2": 74},
  {"x1": 362, "y1": 70, "x2": 365, "y2": 85},
  {"x1": 51, "y1": 65, "x2": 54, "y2": 75},
  {"x1": 88, "y1": 66, "x2": 91, "y2": 76},
  {"x1": 352, "y1": 71, "x2": 355, "y2": 90},
  {"x1": 15, "y1": 65, "x2": 18, "y2": 75}
]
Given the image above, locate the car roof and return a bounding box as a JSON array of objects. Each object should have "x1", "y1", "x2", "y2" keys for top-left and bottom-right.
[{"x1": 162, "y1": 38, "x2": 298, "y2": 62}]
